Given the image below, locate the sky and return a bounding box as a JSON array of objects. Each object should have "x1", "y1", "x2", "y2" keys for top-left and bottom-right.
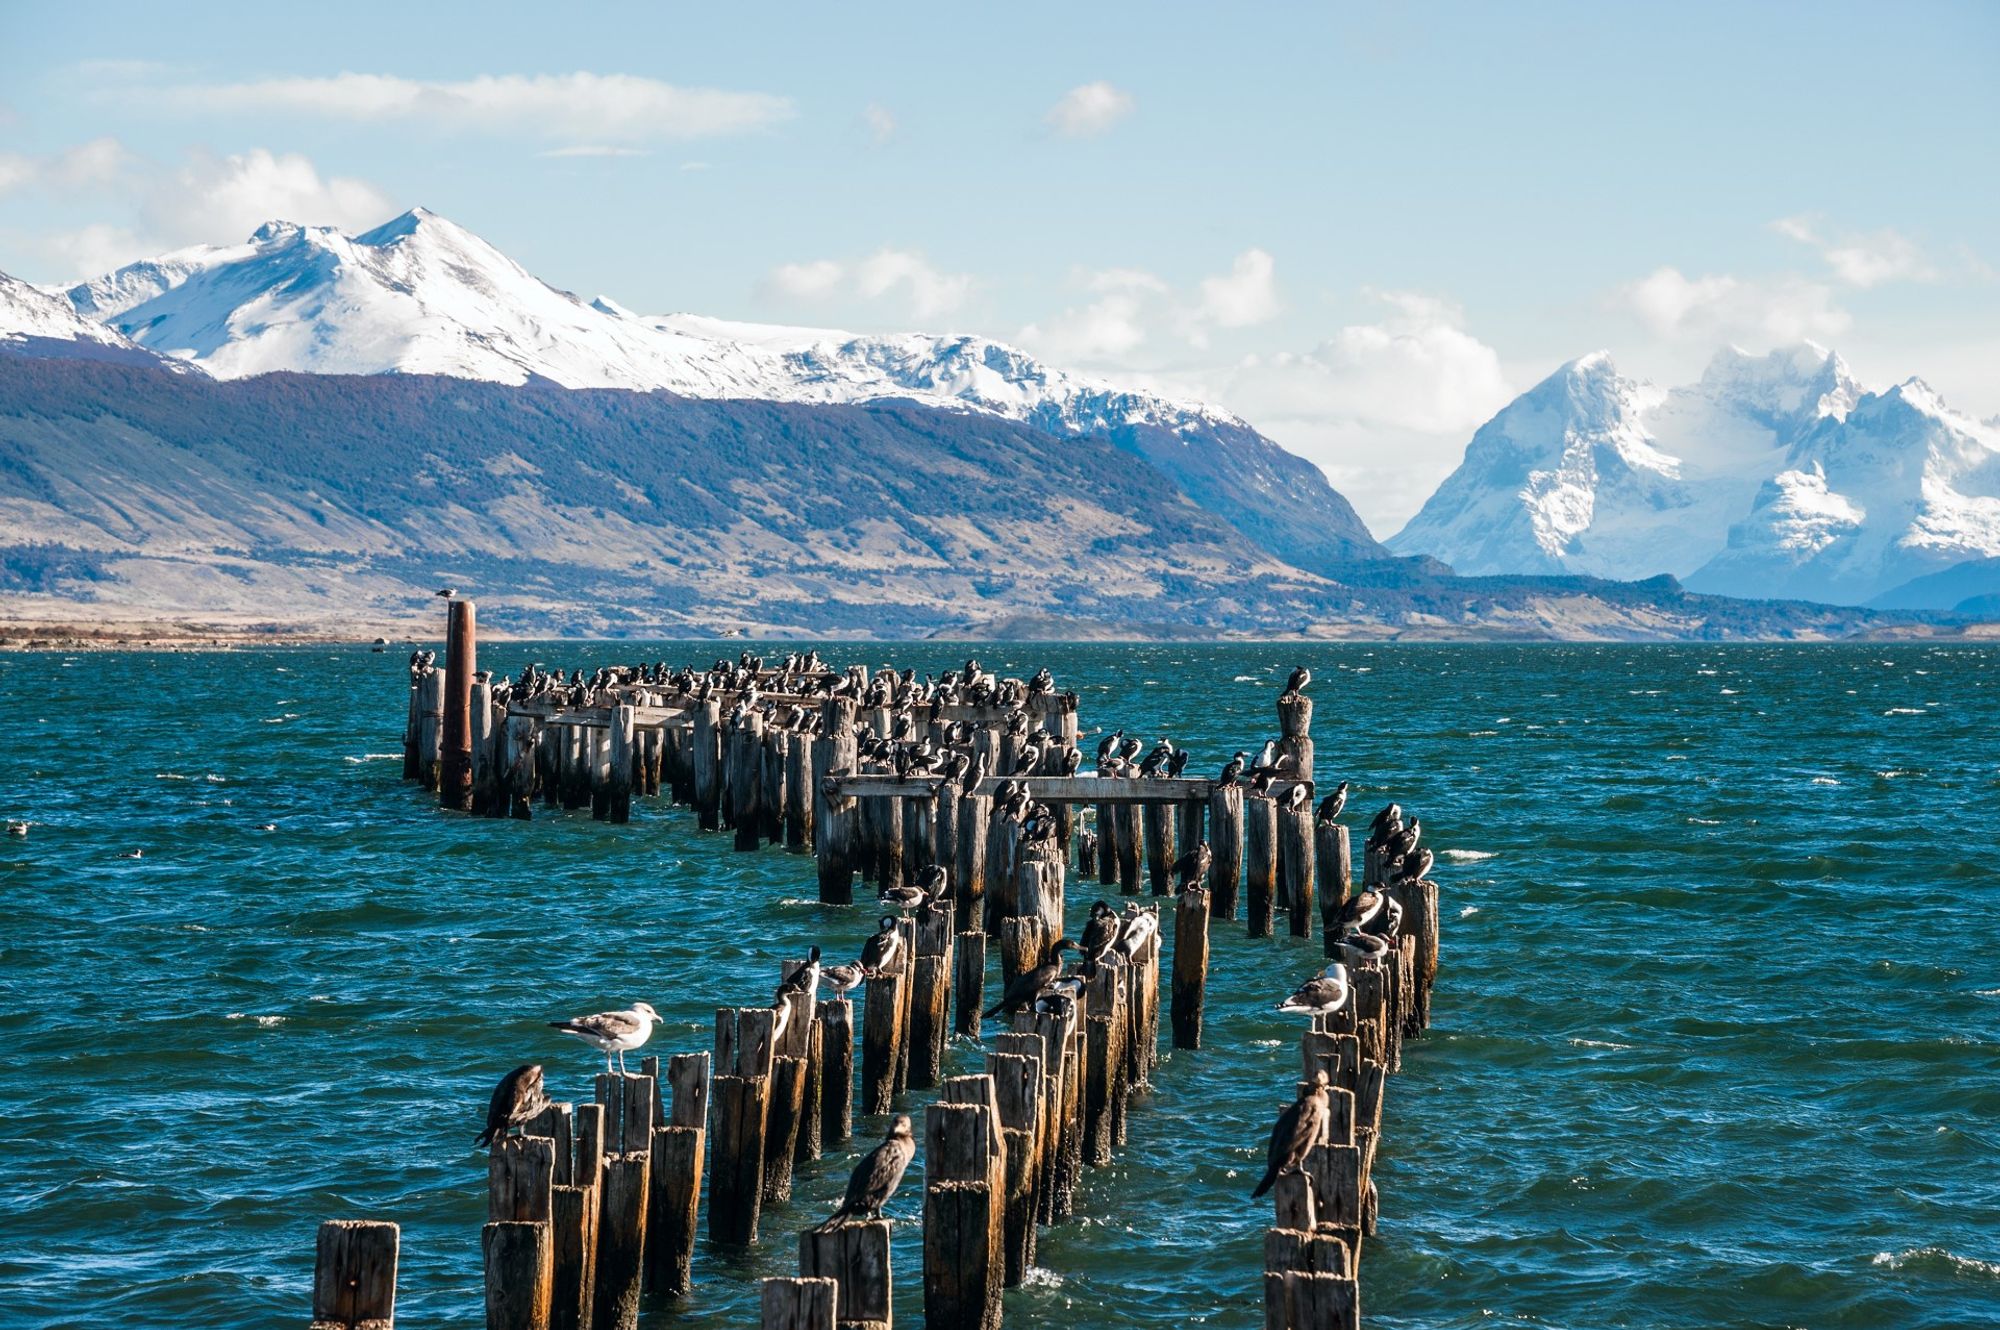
[{"x1": 1, "y1": 1, "x2": 1994, "y2": 536}]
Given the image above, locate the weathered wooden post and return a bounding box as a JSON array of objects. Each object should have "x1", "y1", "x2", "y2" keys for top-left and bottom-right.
[
  {"x1": 1171, "y1": 882, "x2": 1211, "y2": 1049},
  {"x1": 799, "y1": 1220, "x2": 892, "y2": 1330},
  {"x1": 814, "y1": 699, "x2": 858, "y2": 903},
  {"x1": 504, "y1": 713, "x2": 536, "y2": 820},
  {"x1": 985, "y1": 1043, "x2": 1042, "y2": 1285},
  {"x1": 485, "y1": 1133, "x2": 555, "y2": 1330},
  {"x1": 403, "y1": 672, "x2": 422, "y2": 782},
  {"x1": 909, "y1": 904, "x2": 955, "y2": 1089},
  {"x1": 953, "y1": 929, "x2": 986, "y2": 1039},
  {"x1": 1315, "y1": 820, "x2": 1352, "y2": 955},
  {"x1": 766, "y1": 958, "x2": 818, "y2": 1204},
  {"x1": 590, "y1": 1148, "x2": 649, "y2": 1330},
  {"x1": 643, "y1": 1053, "x2": 708, "y2": 1298},
  {"x1": 1208, "y1": 783, "x2": 1243, "y2": 919},
  {"x1": 923, "y1": 1076, "x2": 1006, "y2": 1330},
  {"x1": 709, "y1": 1006, "x2": 776, "y2": 1245},
  {"x1": 310, "y1": 1219, "x2": 399, "y2": 1330},
  {"x1": 1277, "y1": 692, "x2": 1314, "y2": 784},
  {"x1": 441, "y1": 599, "x2": 475, "y2": 809},
  {"x1": 785, "y1": 731, "x2": 812, "y2": 849},
  {"x1": 956, "y1": 792, "x2": 990, "y2": 919},
  {"x1": 731, "y1": 710, "x2": 766, "y2": 850},
  {"x1": 1141, "y1": 801, "x2": 1176, "y2": 895},
  {"x1": 470, "y1": 677, "x2": 496, "y2": 816},
  {"x1": 1113, "y1": 803, "x2": 1141, "y2": 895},
  {"x1": 417, "y1": 667, "x2": 445, "y2": 792},
  {"x1": 761, "y1": 1277, "x2": 839, "y2": 1330},
  {"x1": 692, "y1": 699, "x2": 722, "y2": 831},
  {"x1": 1278, "y1": 798, "x2": 1316, "y2": 938},
  {"x1": 861, "y1": 964, "x2": 907, "y2": 1117},
  {"x1": 1012, "y1": 835, "x2": 1065, "y2": 938},
  {"x1": 1081, "y1": 959, "x2": 1124, "y2": 1166},
  {"x1": 998, "y1": 915, "x2": 1051, "y2": 992},
  {"x1": 818, "y1": 997, "x2": 855, "y2": 1146},
  {"x1": 1245, "y1": 793, "x2": 1278, "y2": 937},
  {"x1": 602, "y1": 705, "x2": 635, "y2": 824},
  {"x1": 1174, "y1": 795, "x2": 1204, "y2": 875}
]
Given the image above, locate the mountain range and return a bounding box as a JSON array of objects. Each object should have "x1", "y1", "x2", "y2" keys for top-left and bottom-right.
[
  {"x1": 0, "y1": 207, "x2": 1986, "y2": 640},
  {"x1": 1388, "y1": 344, "x2": 2000, "y2": 610}
]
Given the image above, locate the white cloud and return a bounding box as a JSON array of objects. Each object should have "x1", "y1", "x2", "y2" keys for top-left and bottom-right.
[
  {"x1": 1045, "y1": 81, "x2": 1134, "y2": 137},
  {"x1": 762, "y1": 249, "x2": 973, "y2": 321},
  {"x1": 161, "y1": 72, "x2": 793, "y2": 143},
  {"x1": 0, "y1": 137, "x2": 135, "y2": 196},
  {"x1": 864, "y1": 104, "x2": 897, "y2": 144},
  {"x1": 1197, "y1": 247, "x2": 1280, "y2": 330},
  {"x1": 1618, "y1": 265, "x2": 1851, "y2": 344},
  {"x1": 1018, "y1": 270, "x2": 1168, "y2": 363},
  {"x1": 537, "y1": 145, "x2": 653, "y2": 159},
  {"x1": 143, "y1": 148, "x2": 393, "y2": 250},
  {"x1": 1771, "y1": 215, "x2": 1935, "y2": 288}
]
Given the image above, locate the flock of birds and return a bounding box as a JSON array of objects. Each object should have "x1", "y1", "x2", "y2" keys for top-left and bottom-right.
[{"x1": 467, "y1": 660, "x2": 1437, "y2": 1225}]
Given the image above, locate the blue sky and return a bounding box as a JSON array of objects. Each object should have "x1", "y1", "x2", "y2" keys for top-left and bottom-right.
[{"x1": 1, "y1": 1, "x2": 1994, "y2": 530}]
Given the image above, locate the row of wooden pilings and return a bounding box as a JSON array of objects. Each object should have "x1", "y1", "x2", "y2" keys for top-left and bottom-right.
[{"x1": 1258, "y1": 854, "x2": 1442, "y2": 1330}]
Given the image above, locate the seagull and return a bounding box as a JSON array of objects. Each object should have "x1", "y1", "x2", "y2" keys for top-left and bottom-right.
[
  {"x1": 548, "y1": 1001, "x2": 662, "y2": 1075},
  {"x1": 859, "y1": 916, "x2": 905, "y2": 976},
  {"x1": 475, "y1": 1064, "x2": 550, "y2": 1148},
  {"x1": 817, "y1": 1115, "x2": 916, "y2": 1229},
  {"x1": 1332, "y1": 930, "x2": 1391, "y2": 968},
  {"x1": 435, "y1": 587, "x2": 457, "y2": 599},
  {"x1": 1284, "y1": 666, "x2": 1312, "y2": 696},
  {"x1": 1277, "y1": 964, "x2": 1351, "y2": 1016},
  {"x1": 1251, "y1": 1071, "x2": 1330, "y2": 1198},
  {"x1": 819, "y1": 962, "x2": 867, "y2": 996}
]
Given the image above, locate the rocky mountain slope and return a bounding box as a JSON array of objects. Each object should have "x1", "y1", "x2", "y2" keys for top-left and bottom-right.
[
  {"x1": 66, "y1": 209, "x2": 1381, "y2": 571},
  {"x1": 1389, "y1": 344, "x2": 2000, "y2": 605}
]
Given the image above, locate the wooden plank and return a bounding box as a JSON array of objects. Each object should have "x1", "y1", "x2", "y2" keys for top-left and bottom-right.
[{"x1": 827, "y1": 774, "x2": 1311, "y2": 804}]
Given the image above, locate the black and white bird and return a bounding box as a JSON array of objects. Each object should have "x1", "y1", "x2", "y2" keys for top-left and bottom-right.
[
  {"x1": 1316, "y1": 782, "x2": 1350, "y2": 823},
  {"x1": 1250, "y1": 1071, "x2": 1330, "y2": 1198},
  {"x1": 1276, "y1": 963, "x2": 1351, "y2": 1016},
  {"x1": 820, "y1": 962, "x2": 867, "y2": 996},
  {"x1": 1219, "y1": 751, "x2": 1249, "y2": 786},
  {"x1": 549, "y1": 1001, "x2": 663, "y2": 1075},
  {"x1": 1170, "y1": 841, "x2": 1213, "y2": 891},
  {"x1": 1397, "y1": 846, "x2": 1435, "y2": 884},
  {"x1": 1284, "y1": 782, "x2": 1310, "y2": 812},
  {"x1": 859, "y1": 916, "x2": 905, "y2": 976},
  {"x1": 1114, "y1": 904, "x2": 1159, "y2": 960},
  {"x1": 1078, "y1": 901, "x2": 1123, "y2": 962},
  {"x1": 435, "y1": 587, "x2": 457, "y2": 599},
  {"x1": 817, "y1": 1115, "x2": 917, "y2": 1229},
  {"x1": 984, "y1": 939, "x2": 1079, "y2": 1018},
  {"x1": 779, "y1": 945, "x2": 822, "y2": 1001},
  {"x1": 1096, "y1": 728, "x2": 1124, "y2": 763},
  {"x1": 1367, "y1": 803, "x2": 1404, "y2": 845},
  {"x1": 1251, "y1": 739, "x2": 1282, "y2": 774},
  {"x1": 1283, "y1": 666, "x2": 1312, "y2": 696},
  {"x1": 915, "y1": 864, "x2": 950, "y2": 905},
  {"x1": 1331, "y1": 888, "x2": 1387, "y2": 933},
  {"x1": 879, "y1": 882, "x2": 928, "y2": 912},
  {"x1": 475, "y1": 1064, "x2": 550, "y2": 1148}
]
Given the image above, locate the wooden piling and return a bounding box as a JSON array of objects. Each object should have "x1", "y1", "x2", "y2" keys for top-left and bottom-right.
[
  {"x1": 643, "y1": 1052, "x2": 709, "y2": 1298},
  {"x1": 416, "y1": 668, "x2": 445, "y2": 793},
  {"x1": 798, "y1": 1219, "x2": 892, "y2": 1330},
  {"x1": 1113, "y1": 803, "x2": 1141, "y2": 895},
  {"x1": 1171, "y1": 882, "x2": 1211, "y2": 1049},
  {"x1": 1276, "y1": 693, "x2": 1314, "y2": 785},
  {"x1": 818, "y1": 998, "x2": 855, "y2": 1146},
  {"x1": 1141, "y1": 802, "x2": 1176, "y2": 895},
  {"x1": 1208, "y1": 784, "x2": 1244, "y2": 919},
  {"x1": 692, "y1": 699, "x2": 722, "y2": 832},
  {"x1": 985, "y1": 1043, "x2": 1042, "y2": 1285},
  {"x1": 1277, "y1": 802, "x2": 1316, "y2": 938},
  {"x1": 731, "y1": 711, "x2": 766, "y2": 850},
  {"x1": 953, "y1": 929, "x2": 985, "y2": 1039},
  {"x1": 1245, "y1": 793, "x2": 1278, "y2": 937},
  {"x1": 954, "y1": 793, "x2": 990, "y2": 920},
  {"x1": 470, "y1": 678, "x2": 497, "y2": 816},
  {"x1": 909, "y1": 905, "x2": 955, "y2": 1089},
  {"x1": 441, "y1": 599, "x2": 475, "y2": 810},
  {"x1": 766, "y1": 958, "x2": 819, "y2": 1204},
  {"x1": 483, "y1": 1220, "x2": 553, "y2": 1330},
  {"x1": 861, "y1": 967, "x2": 907, "y2": 1117},
  {"x1": 311, "y1": 1219, "x2": 399, "y2": 1330},
  {"x1": 762, "y1": 1276, "x2": 840, "y2": 1330},
  {"x1": 1315, "y1": 822, "x2": 1351, "y2": 954},
  {"x1": 813, "y1": 700, "x2": 859, "y2": 903},
  {"x1": 923, "y1": 1076, "x2": 1006, "y2": 1330},
  {"x1": 785, "y1": 732, "x2": 812, "y2": 849},
  {"x1": 590, "y1": 1151, "x2": 649, "y2": 1330},
  {"x1": 1012, "y1": 836, "x2": 1065, "y2": 938},
  {"x1": 603, "y1": 705, "x2": 635, "y2": 823},
  {"x1": 504, "y1": 714, "x2": 537, "y2": 819},
  {"x1": 1081, "y1": 960, "x2": 1124, "y2": 1166},
  {"x1": 709, "y1": 1006, "x2": 776, "y2": 1246}
]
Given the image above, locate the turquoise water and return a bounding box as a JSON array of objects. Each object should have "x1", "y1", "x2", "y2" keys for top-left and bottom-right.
[{"x1": 1, "y1": 643, "x2": 1996, "y2": 1329}]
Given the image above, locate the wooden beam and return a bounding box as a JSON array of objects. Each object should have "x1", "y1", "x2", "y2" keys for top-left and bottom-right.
[{"x1": 825, "y1": 774, "x2": 1310, "y2": 805}]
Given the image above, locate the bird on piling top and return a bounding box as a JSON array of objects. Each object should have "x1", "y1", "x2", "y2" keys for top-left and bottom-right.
[
  {"x1": 435, "y1": 587, "x2": 457, "y2": 599},
  {"x1": 1079, "y1": 900, "x2": 1123, "y2": 962},
  {"x1": 1284, "y1": 782, "x2": 1310, "y2": 813},
  {"x1": 1283, "y1": 665, "x2": 1311, "y2": 697},
  {"x1": 1331, "y1": 887, "x2": 1386, "y2": 933},
  {"x1": 859, "y1": 916, "x2": 905, "y2": 976},
  {"x1": 914, "y1": 864, "x2": 950, "y2": 906},
  {"x1": 880, "y1": 881, "x2": 927, "y2": 912},
  {"x1": 817, "y1": 1115, "x2": 917, "y2": 1229},
  {"x1": 779, "y1": 945, "x2": 822, "y2": 1002},
  {"x1": 548, "y1": 1001, "x2": 663, "y2": 1076},
  {"x1": 1060, "y1": 744, "x2": 1083, "y2": 777},
  {"x1": 1139, "y1": 739, "x2": 1174, "y2": 777},
  {"x1": 1167, "y1": 747, "x2": 1191, "y2": 778},
  {"x1": 1316, "y1": 782, "x2": 1350, "y2": 824},
  {"x1": 1277, "y1": 962, "x2": 1351, "y2": 1017},
  {"x1": 1219, "y1": 751, "x2": 1249, "y2": 786},
  {"x1": 1171, "y1": 840, "x2": 1213, "y2": 891},
  {"x1": 1332, "y1": 929, "x2": 1391, "y2": 968},
  {"x1": 819, "y1": 962, "x2": 866, "y2": 996},
  {"x1": 1114, "y1": 903, "x2": 1159, "y2": 960},
  {"x1": 475, "y1": 1064, "x2": 551, "y2": 1148},
  {"x1": 1367, "y1": 803, "x2": 1403, "y2": 846},
  {"x1": 1028, "y1": 666, "x2": 1055, "y2": 698},
  {"x1": 984, "y1": 938, "x2": 1080, "y2": 1018},
  {"x1": 1251, "y1": 1071, "x2": 1330, "y2": 1199},
  {"x1": 1398, "y1": 846, "x2": 1436, "y2": 884},
  {"x1": 1251, "y1": 739, "x2": 1282, "y2": 775},
  {"x1": 1096, "y1": 728, "x2": 1124, "y2": 763}
]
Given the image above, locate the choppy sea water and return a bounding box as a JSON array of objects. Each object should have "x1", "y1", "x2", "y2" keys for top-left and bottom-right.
[{"x1": 1, "y1": 642, "x2": 1996, "y2": 1330}]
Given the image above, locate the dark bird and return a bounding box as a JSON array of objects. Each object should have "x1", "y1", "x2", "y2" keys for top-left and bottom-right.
[
  {"x1": 915, "y1": 864, "x2": 950, "y2": 904},
  {"x1": 435, "y1": 587, "x2": 457, "y2": 599},
  {"x1": 1331, "y1": 888, "x2": 1386, "y2": 933},
  {"x1": 1079, "y1": 901, "x2": 1123, "y2": 961},
  {"x1": 1284, "y1": 782, "x2": 1310, "y2": 812},
  {"x1": 1219, "y1": 751, "x2": 1249, "y2": 785},
  {"x1": 984, "y1": 939, "x2": 1079, "y2": 1018},
  {"x1": 1096, "y1": 728, "x2": 1124, "y2": 763},
  {"x1": 818, "y1": 1115, "x2": 917, "y2": 1228},
  {"x1": 859, "y1": 916, "x2": 905, "y2": 975},
  {"x1": 1166, "y1": 747, "x2": 1191, "y2": 778},
  {"x1": 1060, "y1": 745, "x2": 1083, "y2": 777},
  {"x1": 1284, "y1": 666, "x2": 1311, "y2": 696},
  {"x1": 879, "y1": 883, "x2": 928, "y2": 912},
  {"x1": 1171, "y1": 841, "x2": 1213, "y2": 891},
  {"x1": 1368, "y1": 803, "x2": 1404, "y2": 844},
  {"x1": 1332, "y1": 930, "x2": 1391, "y2": 968},
  {"x1": 1250, "y1": 1071, "x2": 1331, "y2": 1198},
  {"x1": 780, "y1": 945, "x2": 822, "y2": 999},
  {"x1": 1277, "y1": 963, "x2": 1351, "y2": 1016},
  {"x1": 1316, "y1": 782, "x2": 1350, "y2": 824},
  {"x1": 1398, "y1": 846, "x2": 1436, "y2": 884},
  {"x1": 475, "y1": 1064, "x2": 550, "y2": 1148}
]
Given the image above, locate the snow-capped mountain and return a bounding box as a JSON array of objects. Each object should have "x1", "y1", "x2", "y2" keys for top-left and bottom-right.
[
  {"x1": 66, "y1": 208, "x2": 1381, "y2": 570},
  {"x1": 1, "y1": 269, "x2": 197, "y2": 371},
  {"x1": 1388, "y1": 342, "x2": 2000, "y2": 603}
]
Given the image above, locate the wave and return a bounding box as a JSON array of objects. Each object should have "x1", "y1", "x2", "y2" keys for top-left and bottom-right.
[
  {"x1": 1883, "y1": 707, "x2": 1928, "y2": 716},
  {"x1": 1441, "y1": 849, "x2": 1496, "y2": 861},
  {"x1": 1871, "y1": 1247, "x2": 2000, "y2": 1280},
  {"x1": 1459, "y1": 905, "x2": 1480, "y2": 917},
  {"x1": 344, "y1": 753, "x2": 401, "y2": 763}
]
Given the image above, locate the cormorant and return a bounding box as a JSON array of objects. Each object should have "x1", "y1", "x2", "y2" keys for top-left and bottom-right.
[
  {"x1": 984, "y1": 939, "x2": 1079, "y2": 1017},
  {"x1": 1283, "y1": 666, "x2": 1311, "y2": 696},
  {"x1": 475, "y1": 1064, "x2": 550, "y2": 1147},
  {"x1": 1316, "y1": 782, "x2": 1350, "y2": 823},
  {"x1": 859, "y1": 917, "x2": 905, "y2": 975},
  {"x1": 817, "y1": 1115, "x2": 916, "y2": 1228},
  {"x1": 1250, "y1": 1071, "x2": 1331, "y2": 1198}
]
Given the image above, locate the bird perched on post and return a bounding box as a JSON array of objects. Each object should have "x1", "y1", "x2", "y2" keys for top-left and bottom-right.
[
  {"x1": 1284, "y1": 782, "x2": 1310, "y2": 812},
  {"x1": 475, "y1": 1064, "x2": 550, "y2": 1147},
  {"x1": 1283, "y1": 666, "x2": 1311, "y2": 697},
  {"x1": 1078, "y1": 901, "x2": 1123, "y2": 962},
  {"x1": 779, "y1": 945, "x2": 822, "y2": 1002},
  {"x1": 1316, "y1": 782, "x2": 1350, "y2": 824},
  {"x1": 1219, "y1": 751, "x2": 1249, "y2": 786},
  {"x1": 984, "y1": 938, "x2": 1079, "y2": 1018},
  {"x1": 819, "y1": 962, "x2": 867, "y2": 996},
  {"x1": 817, "y1": 1115, "x2": 916, "y2": 1229},
  {"x1": 548, "y1": 1001, "x2": 662, "y2": 1075},
  {"x1": 1114, "y1": 903, "x2": 1159, "y2": 960},
  {"x1": 435, "y1": 587, "x2": 457, "y2": 599},
  {"x1": 1170, "y1": 840, "x2": 1213, "y2": 891},
  {"x1": 1250, "y1": 1071, "x2": 1330, "y2": 1198},
  {"x1": 1277, "y1": 963, "x2": 1351, "y2": 1016},
  {"x1": 859, "y1": 916, "x2": 905, "y2": 976}
]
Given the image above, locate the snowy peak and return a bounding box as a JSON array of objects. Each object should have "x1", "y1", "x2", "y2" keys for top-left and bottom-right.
[
  {"x1": 1696, "y1": 342, "x2": 1861, "y2": 430},
  {"x1": 0, "y1": 267, "x2": 200, "y2": 372}
]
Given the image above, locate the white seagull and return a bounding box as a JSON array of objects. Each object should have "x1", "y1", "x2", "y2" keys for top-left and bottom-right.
[{"x1": 549, "y1": 1001, "x2": 662, "y2": 1075}]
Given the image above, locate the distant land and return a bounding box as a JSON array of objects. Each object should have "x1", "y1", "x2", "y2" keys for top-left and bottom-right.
[{"x1": 1, "y1": 209, "x2": 1995, "y2": 644}]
